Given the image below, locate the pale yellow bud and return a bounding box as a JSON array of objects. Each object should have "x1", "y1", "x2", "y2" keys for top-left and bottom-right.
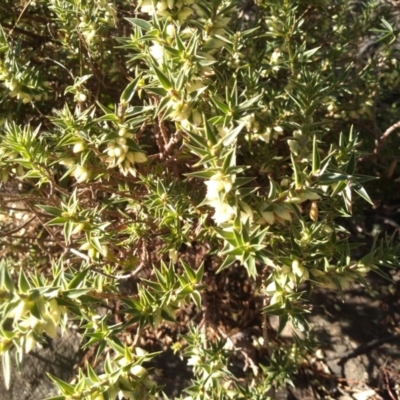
[
  {"x1": 132, "y1": 152, "x2": 147, "y2": 163},
  {"x1": 72, "y1": 222, "x2": 85, "y2": 235},
  {"x1": 107, "y1": 148, "x2": 115, "y2": 157},
  {"x1": 118, "y1": 127, "x2": 127, "y2": 137},
  {"x1": 191, "y1": 110, "x2": 202, "y2": 126},
  {"x1": 135, "y1": 347, "x2": 148, "y2": 356},
  {"x1": 88, "y1": 248, "x2": 97, "y2": 259},
  {"x1": 48, "y1": 299, "x2": 61, "y2": 324},
  {"x1": 157, "y1": 0, "x2": 168, "y2": 11},
  {"x1": 169, "y1": 249, "x2": 178, "y2": 263},
  {"x1": 79, "y1": 242, "x2": 93, "y2": 251},
  {"x1": 166, "y1": 24, "x2": 176, "y2": 37},
  {"x1": 113, "y1": 146, "x2": 123, "y2": 157},
  {"x1": 72, "y1": 142, "x2": 87, "y2": 153},
  {"x1": 292, "y1": 260, "x2": 309, "y2": 280},
  {"x1": 59, "y1": 158, "x2": 75, "y2": 168},
  {"x1": 77, "y1": 93, "x2": 87, "y2": 102},
  {"x1": 310, "y1": 201, "x2": 319, "y2": 221},
  {"x1": 74, "y1": 165, "x2": 91, "y2": 182},
  {"x1": 131, "y1": 365, "x2": 147, "y2": 377},
  {"x1": 43, "y1": 314, "x2": 58, "y2": 339},
  {"x1": 25, "y1": 331, "x2": 36, "y2": 353},
  {"x1": 117, "y1": 137, "x2": 126, "y2": 146}
]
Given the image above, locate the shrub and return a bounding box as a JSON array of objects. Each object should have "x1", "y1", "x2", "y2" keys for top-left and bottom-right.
[{"x1": 0, "y1": 0, "x2": 399, "y2": 399}]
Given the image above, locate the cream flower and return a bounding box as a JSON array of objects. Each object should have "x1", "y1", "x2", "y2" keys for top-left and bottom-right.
[
  {"x1": 149, "y1": 42, "x2": 165, "y2": 63},
  {"x1": 73, "y1": 142, "x2": 86, "y2": 153},
  {"x1": 170, "y1": 101, "x2": 192, "y2": 121},
  {"x1": 205, "y1": 173, "x2": 233, "y2": 205},
  {"x1": 213, "y1": 202, "x2": 235, "y2": 224},
  {"x1": 292, "y1": 260, "x2": 309, "y2": 280},
  {"x1": 140, "y1": 0, "x2": 154, "y2": 14},
  {"x1": 288, "y1": 130, "x2": 303, "y2": 155},
  {"x1": 73, "y1": 165, "x2": 92, "y2": 183},
  {"x1": 205, "y1": 179, "x2": 225, "y2": 203}
]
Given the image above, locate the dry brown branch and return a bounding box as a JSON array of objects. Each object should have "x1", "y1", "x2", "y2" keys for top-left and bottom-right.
[
  {"x1": 0, "y1": 215, "x2": 36, "y2": 236},
  {"x1": 374, "y1": 120, "x2": 400, "y2": 154},
  {"x1": 382, "y1": 367, "x2": 397, "y2": 400},
  {"x1": 326, "y1": 332, "x2": 400, "y2": 361}
]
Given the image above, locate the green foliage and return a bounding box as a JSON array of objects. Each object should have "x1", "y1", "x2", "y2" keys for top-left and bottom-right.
[{"x1": 0, "y1": 0, "x2": 400, "y2": 399}]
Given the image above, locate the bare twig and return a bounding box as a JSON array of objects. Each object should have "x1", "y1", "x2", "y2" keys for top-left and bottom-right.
[
  {"x1": 0, "y1": 193, "x2": 50, "y2": 202},
  {"x1": 2, "y1": 22, "x2": 47, "y2": 41},
  {"x1": 150, "y1": 125, "x2": 183, "y2": 161},
  {"x1": 381, "y1": 366, "x2": 400, "y2": 378},
  {"x1": 23, "y1": 201, "x2": 66, "y2": 251},
  {"x1": 0, "y1": 216, "x2": 36, "y2": 236},
  {"x1": 382, "y1": 366, "x2": 397, "y2": 400},
  {"x1": 92, "y1": 263, "x2": 146, "y2": 281},
  {"x1": 326, "y1": 332, "x2": 400, "y2": 362},
  {"x1": 260, "y1": 266, "x2": 270, "y2": 354},
  {"x1": 69, "y1": 247, "x2": 91, "y2": 263},
  {"x1": 9, "y1": 0, "x2": 32, "y2": 37},
  {"x1": 158, "y1": 119, "x2": 169, "y2": 146},
  {"x1": 374, "y1": 120, "x2": 400, "y2": 154},
  {"x1": 164, "y1": 131, "x2": 182, "y2": 155}
]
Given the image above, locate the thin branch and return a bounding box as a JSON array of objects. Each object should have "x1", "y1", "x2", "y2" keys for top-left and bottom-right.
[
  {"x1": 69, "y1": 247, "x2": 90, "y2": 263},
  {"x1": 158, "y1": 119, "x2": 169, "y2": 146},
  {"x1": 0, "y1": 194, "x2": 55, "y2": 203},
  {"x1": 148, "y1": 130, "x2": 182, "y2": 161},
  {"x1": 0, "y1": 216, "x2": 36, "y2": 236},
  {"x1": 22, "y1": 201, "x2": 66, "y2": 251},
  {"x1": 1, "y1": 22, "x2": 47, "y2": 41},
  {"x1": 382, "y1": 367, "x2": 397, "y2": 400},
  {"x1": 326, "y1": 332, "x2": 400, "y2": 362},
  {"x1": 92, "y1": 262, "x2": 146, "y2": 281},
  {"x1": 374, "y1": 120, "x2": 400, "y2": 154}
]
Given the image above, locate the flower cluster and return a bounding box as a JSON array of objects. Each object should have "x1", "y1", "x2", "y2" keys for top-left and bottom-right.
[
  {"x1": 8, "y1": 297, "x2": 65, "y2": 353},
  {"x1": 1, "y1": 0, "x2": 400, "y2": 398},
  {"x1": 204, "y1": 172, "x2": 235, "y2": 224},
  {"x1": 104, "y1": 127, "x2": 147, "y2": 176},
  {"x1": 140, "y1": 0, "x2": 195, "y2": 23}
]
